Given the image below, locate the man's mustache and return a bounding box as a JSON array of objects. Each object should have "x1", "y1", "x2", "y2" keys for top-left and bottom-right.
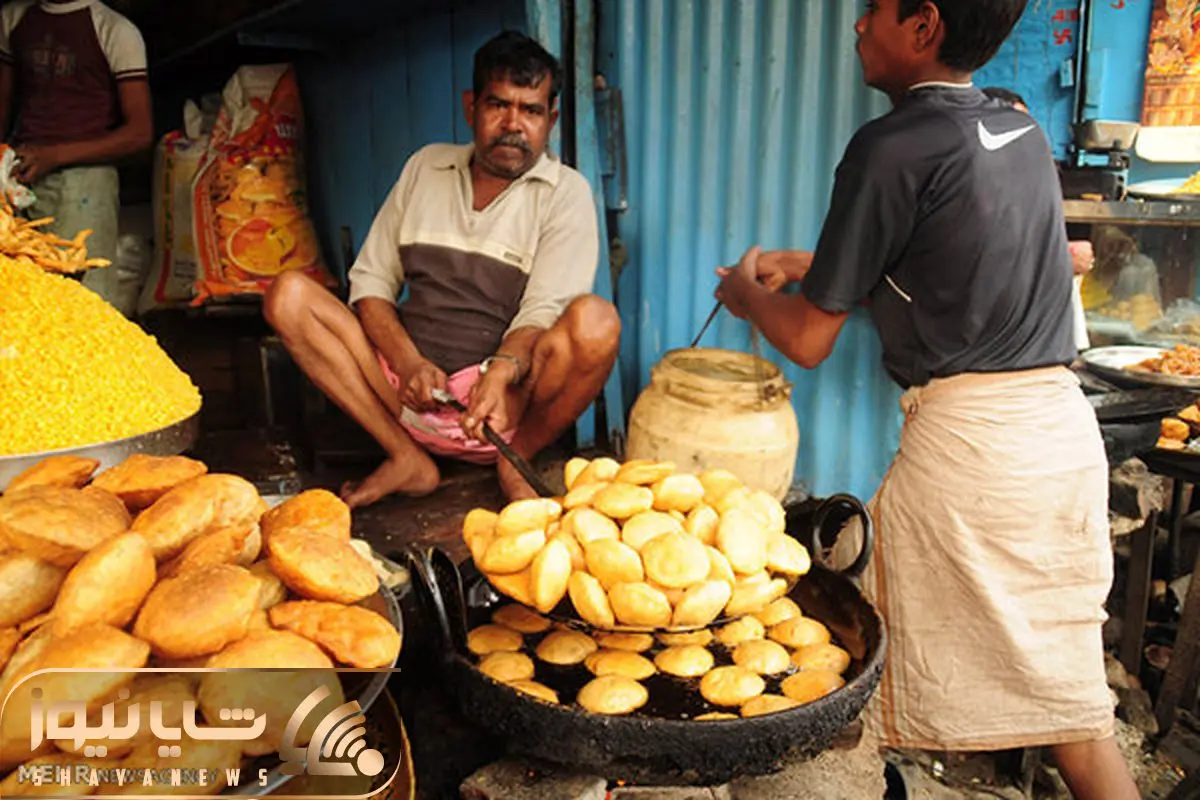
[{"x1": 489, "y1": 134, "x2": 531, "y2": 154}]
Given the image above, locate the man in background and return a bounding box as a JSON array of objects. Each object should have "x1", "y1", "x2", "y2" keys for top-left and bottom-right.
[{"x1": 0, "y1": 0, "x2": 153, "y2": 312}]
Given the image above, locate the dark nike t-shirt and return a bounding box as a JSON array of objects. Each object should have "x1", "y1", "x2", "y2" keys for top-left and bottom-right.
[{"x1": 802, "y1": 84, "x2": 1076, "y2": 389}]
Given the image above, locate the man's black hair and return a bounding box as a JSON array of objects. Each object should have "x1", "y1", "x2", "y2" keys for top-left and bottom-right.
[
  {"x1": 898, "y1": 0, "x2": 1028, "y2": 72},
  {"x1": 981, "y1": 86, "x2": 1027, "y2": 108},
  {"x1": 473, "y1": 30, "x2": 563, "y2": 105}
]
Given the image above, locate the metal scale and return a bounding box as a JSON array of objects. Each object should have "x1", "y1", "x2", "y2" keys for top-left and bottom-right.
[{"x1": 1059, "y1": 119, "x2": 1141, "y2": 200}]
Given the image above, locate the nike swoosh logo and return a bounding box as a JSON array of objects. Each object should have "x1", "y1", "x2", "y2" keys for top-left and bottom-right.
[{"x1": 977, "y1": 120, "x2": 1036, "y2": 151}]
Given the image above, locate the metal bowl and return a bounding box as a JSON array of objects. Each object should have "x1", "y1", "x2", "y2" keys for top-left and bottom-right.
[
  {"x1": 0, "y1": 413, "x2": 200, "y2": 492},
  {"x1": 1080, "y1": 345, "x2": 1200, "y2": 389}
]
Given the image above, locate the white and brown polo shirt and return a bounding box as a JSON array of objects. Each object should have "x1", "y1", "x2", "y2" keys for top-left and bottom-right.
[{"x1": 348, "y1": 143, "x2": 600, "y2": 375}]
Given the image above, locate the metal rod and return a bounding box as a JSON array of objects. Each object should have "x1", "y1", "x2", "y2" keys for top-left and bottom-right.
[{"x1": 690, "y1": 301, "x2": 722, "y2": 348}]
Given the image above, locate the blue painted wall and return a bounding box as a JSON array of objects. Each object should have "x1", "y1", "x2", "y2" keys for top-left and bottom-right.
[{"x1": 295, "y1": 0, "x2": 528, "y2": 278}]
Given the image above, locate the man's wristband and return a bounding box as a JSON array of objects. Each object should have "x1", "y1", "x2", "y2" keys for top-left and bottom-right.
[{"x1": 481, "y1": 354, "x2": 524, "y2": 385}]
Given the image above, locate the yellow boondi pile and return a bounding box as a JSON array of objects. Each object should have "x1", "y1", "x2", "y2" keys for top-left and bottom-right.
[{"x1": 0, "y1": 256, "x2": 202, "y2": 456}]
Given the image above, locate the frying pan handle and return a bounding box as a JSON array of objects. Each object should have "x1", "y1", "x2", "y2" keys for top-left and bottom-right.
[
  {"x1": 809, "y1": 493, "x2": 874, "y2": 579},
  {"x1": 398, "y1": 545, "x2": 465, "y2": 661}
]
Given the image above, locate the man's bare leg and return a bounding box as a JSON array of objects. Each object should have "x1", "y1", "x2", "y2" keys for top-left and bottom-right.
[
  {"x1": 498, "y1": 295, "x2": 621, "y2": 500},
  {"x1": 263, "y1": 272, "x2": 440, "y2": 506},
  {"x1": 1051, "y1": 738, "x2": 1139, "y2": 800}
]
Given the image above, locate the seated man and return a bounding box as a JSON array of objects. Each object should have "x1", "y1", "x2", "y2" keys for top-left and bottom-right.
[{"x1": 265, "y1": 30, "x2": 620, "y2": 507}]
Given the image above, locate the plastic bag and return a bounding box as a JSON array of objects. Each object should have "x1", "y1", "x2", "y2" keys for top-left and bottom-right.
[
  {"x1": 0, "y1": 145, "x2": 36, "y2": 209},
  {"x1": 191, "y1": 64, "x2": 335, "y2": 304},
  {"x1": 139, "y1": 131, "x2": 207, "y2": 313}
]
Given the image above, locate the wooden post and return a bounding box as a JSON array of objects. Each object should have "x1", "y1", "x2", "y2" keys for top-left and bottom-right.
[{"x1": 1121, "y1": 511, "x2": 1157, "y2": 676}]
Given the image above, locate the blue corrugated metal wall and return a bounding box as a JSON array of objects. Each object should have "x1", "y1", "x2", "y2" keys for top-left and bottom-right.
[
  {"x1": 296, "y1": 0, "x2": 527, "y2": 277},
  {"x1": 597, "y1": 0, "x2": 901, "y2": 501}
]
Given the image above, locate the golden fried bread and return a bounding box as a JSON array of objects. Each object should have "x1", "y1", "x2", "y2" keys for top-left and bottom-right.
[
  {"x1": 55, "y1": 673, "x2": 197, "y2": 758},
  {"x1": 769, "y1": 617, "x2": 832, "y2": 649},
  {"x1": 741, "y1": 694, "x2": 800, "y2": 717},
  {"x1": 1183, "y1": 405, "x2": 1200, "y2": 425},
  {"x1": 511, "y1": 679, "x2": 559, "y2": 704},
  {"x1": 754, "y1": 597, "x2": 802, "y2": 627},
  {"x1": 584, "y1": 539, "x2": 644, "y2": 589},
  {"x1": 594, "y1": 632, "x2": 654, "y2": 652},
  {"x1": 766, "y1": 533, "x2": 811, "y2": 577},
  {"x1": 780, "y1": 669, "x2": 845, "y2": 704},
  {"x1": 716, "y1": 616, "x2": 765, "y2": 647},
  {"x1": 0, "y1": 626, "x2": 54, "y2": 702},
  {"x1": 592, "y1": 483, "x2": 655, "y2": 519},
  {"x1": 615, "y1": 460, "x2": 675, "y2": 486},
  {"x1": 567, "y1": 507, "x2": 621, "y2": 545},
  {"x1": 698, "y1": 468, "x2": 742, "y2": 506},
  {"x1": 478, "y1": 528, "x2": 547, "y2": 575},
  {"x1": 568, "y1": 571, "x2": 615, "y2": 628},
  {"x1": 706, "y1": 546, "x2": 736, "y2": 583},
  {"x1": 621, "y1": 510, "x2": 684, "y2": 550},
  {"x1": 608, "y1": 582, "x2": 672, "y2": 628},
  {"x1": 496, "y1": 498, "x2": 562, "y2": 538},
  {"x1": 200, "y1": 630, "x2": 338, "y2": 757},
  {"x1": 642, "y1": 532, "x2": 710, "y2": 588},
  {"x1": 488, "y1": 568, "x2": 537, "y2": 608},
  {"x1": 686, "y1": 504, "x2": 720, "y2": 546},
  {"x1": 700, "y1": 665, "x2": 765, "y2": 707},
  {"x1": 50, "y1": 532, "x2": 155, "y2": 636},
  {"x1": 259, "y1": 488, "x2": 351, "y2": 546},
  {"x1": 585, "y1": 649, "x2": 656, "y2": 680},
  {"x1": 131, "y1": 474, "x2": 267, "y2": 561},
  {"x1": 463, "y1": 509, "x2": 497, "y2": 563},
  {"x1": 577, "y1": 675, "x2": 648, "y2": 715},
  {"x1": 0, "y1": 553, "x2": 66, "y2": 628},
  {"x1": 654, "y1": 645, "x2": 714, "y2": 678},
  {"x1": 714, "y1": 486, "x2": 757, "y2": 517},
  {"x1": 467, "y1": 624, "x2": 524, "y2": 656},
  {"x1": 90, "y1": 454, "x2": 208, "y2": 511},
  {"x1": 5, "y1": 456, "x2": 99, "y2": 494},
  {"x1": 672, "y1": 580, "x2": 733, "y2": 629},
  {"x1": 17, "y1": 612, "x2": 49, "y2": 636},
  {"x1": 725, "y1": 571, "x2": 789, "y2": 618},
  {"x1": 717, "y1": 508, "x2": 768, "y2": 575},
  {"x1": 535, "y1": 629, "x2": 598, "y2": 665},
  {"x1": 792, "y1": 643, "x2": 852, "y2": 675},
  {"x1": 478, "y1": 651, "x2": 535, "y2": 683},
  {"x1": 0, "y1": 487, "x2": 129, "y2": 567},
  {"x1": 564, "y1": 457, "x2": 590, "y2": 489},
  {"x1": 551, "y1": 530, "x2": 586, "y2": 572},
  {"x1": 651, "y1": 473, "x2": 705, "y2": 513},
  {"x1": 268, "y1": 600, "x2": 401, "y2": 668},
  {"x1": 658, "y1": 629, "x2": 713, "y2": 647},
  {"x1": 572, "y1": 457, "x2": 620, "y2": 489},
  {"x1": 133, "y1": 564, "x2": 261, "y2": 659},
  {"x1": 157, "y1": 524, "x2": 252, "y2": 580},
  {"x1": 564, "y1": 481, "x2": 608, "y2": 510},
  {"x1": 530, "y1": 536, "x2": 572, "y2": 613},
  {"x1": 695, "y1": 712, "x2": 738, "y2": 721},
  {"x1": 1163, "y1": 418, "x2": 1191, "y2": 441},
  {"x1": 748, "y1": 490, "x2": 786, "y2": 532},
  {"x1": 248, "y1": 560, "x2": 287, "y2": 609},
  {"x1": 237, "y1": 523, "x2": 263, "y2": 566},
  {"x1": 267, "y1": 529, "x2": 378, "y2": 603},
  {"x1": 0, "y1": 627, "x2": 17, "y2": 670},
  {"x1": 492, "y1": 604, "x2": 551, "y2": 634},
  {"x1": 732, "y1": 640, "x2": 791, "y2": 675}
]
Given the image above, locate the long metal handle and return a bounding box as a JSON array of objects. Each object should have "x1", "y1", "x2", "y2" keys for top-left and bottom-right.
[
  {"x1": 690, "y1": 301, "x2": 722, "y2": 348},
  {"x1": 430, "y1": 389, "x2": 555, "y2": 498}
]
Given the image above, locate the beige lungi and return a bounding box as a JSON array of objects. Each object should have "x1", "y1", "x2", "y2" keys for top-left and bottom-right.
[{"x1": 859, "y1": 366, "x2": 1116, "y2": 750}]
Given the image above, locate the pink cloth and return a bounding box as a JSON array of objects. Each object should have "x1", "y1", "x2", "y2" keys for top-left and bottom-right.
[{"x1": 377, "y1": 355, "x2": 514, "y2": 464}]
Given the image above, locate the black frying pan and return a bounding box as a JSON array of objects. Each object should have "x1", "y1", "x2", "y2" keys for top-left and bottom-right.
[{"x1": 398, "y1": 495, "x2": 886, "y2": 786}]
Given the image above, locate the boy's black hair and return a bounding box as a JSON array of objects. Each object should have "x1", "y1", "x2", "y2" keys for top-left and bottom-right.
[
  {"x1": 473, "y1": 30, "x2": 563, "y2": 105},
  {"x1": 898, "y1": 0, "x2": 1027, "y2": 72},
  {"x1": 981, "y1": 86, "x2": 1028, "y2": 108}
]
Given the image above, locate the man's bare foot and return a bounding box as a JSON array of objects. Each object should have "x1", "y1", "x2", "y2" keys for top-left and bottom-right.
[
  {"x1": 497, "y1": 458, "x2": 540, "y2": 502},
  {"x1": 341, "y1": 453, "x2": 440, "y2": 508}
]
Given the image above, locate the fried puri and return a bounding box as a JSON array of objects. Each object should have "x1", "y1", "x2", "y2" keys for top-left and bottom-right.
[
  {"x1": 654, "y1": 645, "x2": 714, "y2": 678},
  {"x1": 594, "y1": 632, "x2": 654, "y2": 652},
  {"x1": 706, "y1": 546, "x2": 736, "y2": 584},
  {"x1": 568, "y1": 571, "x2": 615, "y2": 628},
  {"x1": 642, "y1": 532, "x2": 710, "y2": 588},
  {"x1": 530, "y1": 536, "x2": 572, "y2": 613},
  {"x1": 609, "y1": 582, "x2": 672, "y2": 628},
  {"x1": 754, "y1": 597, "x2": 803, "y2": 627},
  {"x1": 133, "y1": 564, "x2": 260, "y2": 659},
  {"x1": 650, "y1": 473, "x2": 705, "y2": 513},
  {"x1": 511, "y1": 680, "x2": 559, "y2": 704},
  {"x1": 478, "y1": 651, "x2": 535, "y2": 683},
  {"x1": 89, "y1": 454, "x2": 208, "y2": 511},
  {"x1": 5, "y1": 456, "x2": 99, "y2": 494},
  {"x1": 0, "y1": 627, "x2": 17, "y2": 670},
  {"x1": 621, "y1": 510, "x2": 684, "y2": 551},
  {"x1": 699, "y1": 468, "x2": 742, "y2": 506},
  {"x1": 159, "y1": 524, "x2": 253, "y2": 579},
  {"x1": 131, "y1": 474, "x2": 267, "y2": 561},
  {"x1": 571, "y1": 457, "x2": 620, "y2": 489},
  {"x1": 563, "y1": 481, "x2": 608, "y2": 510},
  {"x1": 592, "y1": 483, "x2": 655, "y2": 520},
  {"x1": 564, "y1": 457, "x2": 590, "y2": 489},
  {"x1": 551, "y1": 530, "x2": 586, "y2": 572},
  {"x1": 725, "y1": 571, "x2": 789, "y2": 618},
  {"x1": 615, "y1": 460, "x2": 676, "y2": 486},
  {"x1": 686, "y1": 504, "x2": 720, "y2": 546},
  {"x1": 577, "y1": 675, "x2": 649, "y2": 715},
  {"x1": 717, "y1": 507, "x2": 768, "y2": 575},
  {"x1": 766, "y1": 533, "x2": 811, "y2": 577},
  {"x1": 496, "y1": 498, "x2": 562, "y2": 538},
  {"x1": 267, "y1": 529, "x2": 378, "y2": 603},
  {"x1": 585, "y1": 539, "x2": 644, "y2": 589},
  {"x1": 200, "y1": 630, "x2": 339, "y2": 756},
  {"x1": 769, "y1": 617, "x2": 832, "y2": 649},
  {"x1": 672, "y1": 580, "x2": 733, "y2": 629},
  {"x1": 585, "y1": 649, "x2": 657, "y2": 680},
  {"x1": 695, "y1": 712, "x2": 738, "y2": 721},
  {"x1": 492, "y1": 604, "x2": 551, "y2": 634},
  {"x1": 780, "y1": 668, "x2": 845, "y2": 704},
  {"x1": 248, "y1": 560, "x2": 287, "y2": 609},
  {"x1": 732, "y1": 639, "x2": 791, "y2": 675},
  {"x1": 792, "y1": 643, "x2": 852, "y2": 675},
  {"x1": 0, "y1": 553, "x2": 66, "y2": 628},
  {"x1": 716, "y1": 616, "x2": 765, "y2": 647},
  {"x1": 55, "y1": 673, "x2": 196, "y2": 758},
  {"x1": 259, "y1": 488, "x2": 351, "y2": 545},
  {"x1": 567, "y1": 507, "x2": 621, "y2": 545},
  {"x1": 467, "y1": 624, "x2": 524, "y2": 656},
  {"x1": 268, "y1": 600, "x2": 401, "y2": 668},
  {"x1": 50, "y1": 532, "x2": 155, "y2": 636},
  {"x1": 488, "y1": 568, "x2": 537, "y2": 608},
  {"x1": 700, "y1": 665, "x2": 765, "y2": 707},
  {"x1": 478, "y1": 528, "x2": 547, "y2": 575},
  {"x1": 0, "y1": 487, "x2": 129, "y2": 567},
  {"x1": 536, "y1": 629, "x2": 598, "y2": 665},
  {"x1": 741, "y1": 694, "x2": 801, "y2": 718},
  {"x1": 658, "y1": 629, "x2": 714, "y2": 647}
]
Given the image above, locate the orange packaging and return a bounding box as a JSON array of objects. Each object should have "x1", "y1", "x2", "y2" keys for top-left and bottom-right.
[{"x1": 191, "y1": 65, "x2": 335, "y2": 303}]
